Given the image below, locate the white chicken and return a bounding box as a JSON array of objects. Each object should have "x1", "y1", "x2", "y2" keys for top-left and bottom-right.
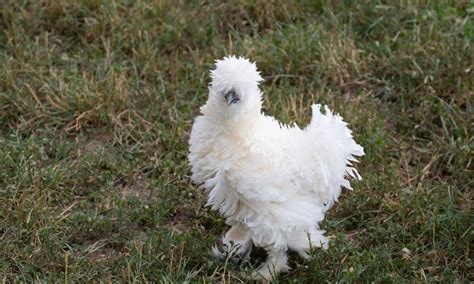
[{"x1": 188, "y1": 56, "x2": 364, "y2": 280}]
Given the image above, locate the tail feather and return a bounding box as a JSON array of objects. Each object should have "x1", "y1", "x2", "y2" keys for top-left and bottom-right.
[{"x1": 305, "y1": 104, "x2": 364, "y2": 199}]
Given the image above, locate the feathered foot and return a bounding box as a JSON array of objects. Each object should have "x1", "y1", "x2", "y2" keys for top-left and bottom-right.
[
  {"x1": 243, "y1": 247, "x2": 289, "y2": 281},
  {"x1": 289, "y1": 228, "x2": 329, "y2": 260},
  {"x1": 212, "y1": 223, "x2": 253, "y2": 262}
]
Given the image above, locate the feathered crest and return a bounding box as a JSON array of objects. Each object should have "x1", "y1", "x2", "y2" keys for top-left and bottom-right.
[{"x1": 210, "y1": 56, "x2": 263, "y2": 91}]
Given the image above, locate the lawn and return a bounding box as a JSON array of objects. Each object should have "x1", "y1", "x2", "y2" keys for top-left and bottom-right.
[{"x1": 0, "y1": 0, "x2": 472, "y2": 282}]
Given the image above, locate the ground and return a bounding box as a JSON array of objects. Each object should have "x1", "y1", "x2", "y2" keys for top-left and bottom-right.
[{"x1": 0, "y1": 0, "x2": 472, "y2": 282}]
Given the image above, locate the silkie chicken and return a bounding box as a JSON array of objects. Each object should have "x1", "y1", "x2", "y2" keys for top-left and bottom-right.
[{"x1": 188, "y1": 56, "x2": 364, "y2": 280}]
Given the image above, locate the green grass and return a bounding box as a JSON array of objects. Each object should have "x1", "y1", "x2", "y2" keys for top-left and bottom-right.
[{"x1": 1, "y1": 0, "x2": 472, "y2": 282}]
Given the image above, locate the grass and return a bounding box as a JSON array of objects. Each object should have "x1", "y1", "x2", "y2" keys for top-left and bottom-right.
[{"x1": 0, "y1": 0, "x2": 472, "y2": 282}]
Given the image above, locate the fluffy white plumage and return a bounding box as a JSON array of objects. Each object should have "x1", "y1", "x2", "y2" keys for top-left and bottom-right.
[{"x1": 188, "y1": 56, "x2": 364, "y2": 280}]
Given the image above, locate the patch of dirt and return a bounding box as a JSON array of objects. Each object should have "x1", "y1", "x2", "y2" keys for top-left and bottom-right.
[
  {"x1": 162, "y1": 218, "x2": 188, "y2": 235},
  {"x1": 84, "y1": 241, "x2": 118, "y2": 262},
  {"x1": 161, "y1": 207, "x2": 196, "y2": 235},
  {"x1": 82, "y1": 129, "x2": 113, "y2": 152},
  {"x1": 65, "y1": 129, "x2": 113, "y2": 169},
  {"x1": 114, "y1": 175, "x2": 156, "y2": 203}
]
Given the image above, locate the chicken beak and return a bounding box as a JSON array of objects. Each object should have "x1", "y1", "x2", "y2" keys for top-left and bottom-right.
[{"x1": 224, "y1": 90, "x2": 240, "y2": 105}]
